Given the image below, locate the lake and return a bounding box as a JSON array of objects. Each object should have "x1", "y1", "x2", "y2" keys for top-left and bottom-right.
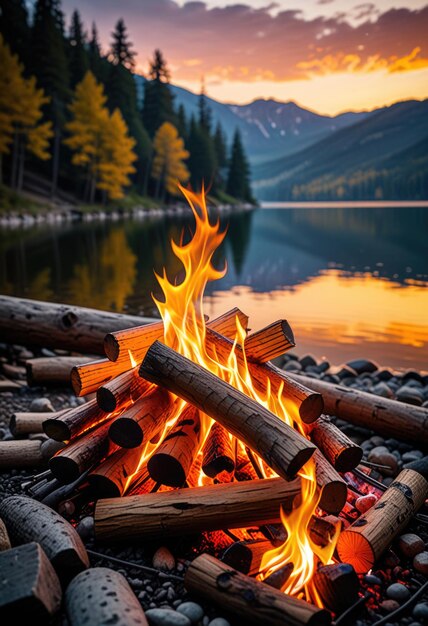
[{"x1": 1, "y1": 205, "x2": 427, "y2": 371}]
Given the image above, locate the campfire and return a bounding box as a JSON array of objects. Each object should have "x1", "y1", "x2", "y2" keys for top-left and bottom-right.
[{"x1": 3, "y1": 187, "x2": 427, "y2": 625}]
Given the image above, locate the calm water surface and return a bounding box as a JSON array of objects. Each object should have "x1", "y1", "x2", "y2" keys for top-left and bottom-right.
[{"x1": 1, "y1": 206, "x2": 427, "y2": 370}]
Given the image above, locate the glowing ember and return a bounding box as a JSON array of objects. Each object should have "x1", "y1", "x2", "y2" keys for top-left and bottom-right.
[{"x1": 130, "y1": 185, "x2": 340, "y2": 603}]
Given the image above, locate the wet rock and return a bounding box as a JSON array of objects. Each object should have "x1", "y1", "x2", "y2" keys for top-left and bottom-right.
[
  {"x1": 380, "y1": 600, "x2": 400, "y2": 613},
  {"x1": 177, "y1": 602, "x2": 204, "y2": 623},
  {"x1": 372, "y1": 382, "x2": 395, "y2": 399},
  {"x1": 377, "y1": 369, "x2": 393, "y2": 381},
  {"x1": 413, "y1": 552, "x2": 428, "y2": 576},
  {"x1": 153, "y1": 546, "x2": 175, "y2": 571},
  {"x1": 337, "y1": 365, "x2": 358, "y2": 380},
  {"x1": 346, "y1": 359, "x2": 378, "y2": 374},
  {"x1": 396, "y1": 386, "x2": 423, "y2": 406},
  {"x1": 299, "y1": 355, "x2": 317, "y2": 369},
  {"x1": 402, "y1": 451, "x2": 423, "y2": 463},
  {"x1": 398, "y1": 534, "x2": 425, "y2": 558},
  {"x1": 146, "y1": 608, "x2": 191, "y2": 626},
  {"x1": 355, "y1": 494, "x2": 378, "y2": 513},
  {"x1": 364, "y1": 574, "x2": 382, "y2": 586},
  {"x1": 75, "y1": 516, "x2": 94, "y2": 540},
  {"x1": 368, "y1": 446, "x2": 398, "y2": 475},
  {"x1": 322, "y1": 374, "x2": 340, "y2": 384},
  {"x1": 29, "y1": 397, "x2": 55, "y2": 412},
  {"x1": 283, "y1": 360, "x2": 302, "y2": 372},
  {"x1": 208, "y1": 620, "x2": 231, "y2": 626},
  {"x1": 402, "y1": 371, "x2": 424, "y2": 385},
  {"x1": 386, "y1": 583, "x2": 411, "y2": 603},
  {"x1": 413, "y1": 603, "x2": 428, "y2": 622}
]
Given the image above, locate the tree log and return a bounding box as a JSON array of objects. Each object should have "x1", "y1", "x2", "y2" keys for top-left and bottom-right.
[
  {"x1": 314, "y1": 450, "x2": 348, "y2": 514},
  {"x1": 184, "y1": 554, "x2": 331, "y2": 626},
  {"x1": 71, "y1": 355, "x2": 133, "y2": 397},
  {"x1": 0, "y1": 495, "x2": 89, "y2": 585},
  {"x1": 26, "y1": 357, "x2": 92, "y2": 387},
  {"x1": 287, "y1": 373, "x2": 428, "y2": 445},
  {"x1": 202, "y1": 422, "x2": 235, "y2": 478},
  {"x1": 337, "y1": 467, "x2": 428, "y2": 573},
  {"x1": 139, "y1": 342, "x2": 316, "y2": 480},
  {"x1": 108, "y1": 387, "x2": 173, "y2": 448},
  {"x1": 147, "y1": 405, "x2": 202, "y2": 487},
  {"x1": 235, "y1": 449, "x2": 259, "y2": 481},
  {"x1": 88, "y1": 446, "x2": 145, "y2": 498},
  {"x1": 308, "y1": 417, "x2": 362, "y2": 473},
  {"x1": 49, "y1": 420, "x2": 118, "y2": 483},
  {"x1": 312, "y1": 563, "x2": 359, "y2": 613},
  {"x1": 126, "y1": 467, "x2": 158, "y2": 496},
  {"x1": 0, "y1": 440, "x2": 44, "y2": 468},
  {"x1": 244, "y1": 320, "x2": 295, "y2": 363},
  {"x1": 0, "y1": 519, "x2": 11, "y2": 551},
  {"x1": 43, "y1": 398, "x2": 114, "y2": 442},
  {"x1": 0, "y1": 542, "x2": 62, "y2": 622},
  {"x1": 9, "y1": 411, "x2": 65, "y2": 436},
  {"x1": 66, "y1": 567, "x2": 148, "y2": 626},
  {"x1": 95, "y1": 477, "x2": 301, "y2": 543},
  {"x1": 104, "y1": 307, "x2": 248, "y2": 362},
  {"x1": 97, "y1": 367, "x2": 151, "y2": 413},
  {"x1": 0, "y1": 295, "x2": 156, "y2": 354}
]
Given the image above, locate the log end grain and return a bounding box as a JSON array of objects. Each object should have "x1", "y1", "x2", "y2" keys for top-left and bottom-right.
[
  {"x1": 300, "y1": 392, "x2": 324, "y2": 424},
  {"x1": 49, "y1": 455, "x2": 81, "y2": 484},
  {"x1": 202, "y1": 455, "x2": 235, "y2": 478},
  {"x1": 88, "y1": 475, "x2": 121, "y2": 499},
  {"x1": 147, "y1": 453, "x2": 186, "y2": 488},
  {"x1": 70, "y1": 367, "x2": 83, "y2": 396},
  {"x1": 319, "y1": 479, "x2": 348, "y2": 515},
  {"x1": 43, "y1": 418, "x2": 71, "y2": 442},
  {"x1": 96, "y1": 387, "x2": 117, "y2": 413},
  {"x1": 335, "y1": 446, "x2": 364, "y2": 474},
  {"x1": 104, "y1": 333, "x2": 120, "y2": 362},
  {"x1": 336, "y1": 530, "x2": 375, "y2": 574},
  {"x1": 109, "y1": 417, "x2": 143, "y2": 449}
]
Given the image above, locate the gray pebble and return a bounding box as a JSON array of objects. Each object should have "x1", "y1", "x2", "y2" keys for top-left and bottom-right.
[
  {"x1": 398, "y1": 533, "x2": 425, "y2": 558},
  {"x1": 346, "y1": 359, "x2": 378, "y2": 374},
  {"x1": 413, "y1": 551, "x2": 428, "y2": 575},
  {"x1": 372, "y1": 382, "x2": 394, "y2": 398},
  {"x1": 283, "y1": 360, "x2": 302, "y2": 372},
  {"x1": 208, "y1": 619, "x2": 231, "y2": 626},
  {"x1": 153, "y1": 546, "x2": 176, "y2": 571},
  {"x1": 167, "y1": 587, "x2": 175, "y2": 602},
  {"x1": 177, "y1": 602, "x2": 204, "y2": 623},
  {"x1": 75, "y1": 515, "x2": 94, "y2": 540},
  {"x1": 146, "y1": 608, "x2": 192, "y2": 626},
  {"x1": 29, "y1": 397, "x2": 55, "y2": 412},
  {"x1": 396, "y1": 386, "x2": 423, "y2": 406},
  {"x1": 413, "y1": 603, "x2": 428, "y2": 623},
  {"x1": 364, "y1": 574, "x2": 382, "y2": 586},
  {"x1": 380, "y1": 600, "x2": 400, "y2": 613},
  {"x1": 368, "y1": 446, "x2": 398, "y2": 475},
  {"x1": 386, "y1": 583, "x2": 411, "y2": 602}
]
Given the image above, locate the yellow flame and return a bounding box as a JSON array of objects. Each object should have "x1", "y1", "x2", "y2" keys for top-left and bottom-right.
[{"x1": 131, "y1": 185, "x2": 339, "y2": 602}]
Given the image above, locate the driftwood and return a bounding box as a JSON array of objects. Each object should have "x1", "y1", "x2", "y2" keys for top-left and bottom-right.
[
  {"x1": 88, "y1": 446, "x2": 145, "y2": 498},
  {"x1": 0, "y1": 542, "x2": 62, "y2": 622},
  {"x1": 10, "y1": 411, "x2": 66, "y2": 436},
  {"x1": 184, "y1": 554, "x2": 331, "y2": 626},
  {"x1": 139, "y1": 342, "x2": 316, "y2": 481},
  {"x1": 202, "y1": 422, "x2": 235, "y2": 478},
  {"x1": 108, "y1": 388, "x2": 173, "y2": 448},
  {"x1": 43, "y1": 398, "x2": 113, "y2": 442},
  {"x1": 308, "y1": 417, "x2": 362, "y2": 473},
  {"x1": 95, "y1": 477, "x2": 301, "y2": 543},
  {"x1": 49, "y1": 420, "x2": 118, "y2": 483},
  {"x1": 26, "y1": 357, "x2": 90, "y2": 387},
  {"x1": 0, "y1": 295, "x2": 156, "y2": 355},
  {"x1": 147, "y1": 405, "x2": 202, "y2": 487},
  {"x1": 314, "y1": 450, "x2": 348, "y2": 514},
  {"x1": 0, "y1": 519, "x2": 11, "y2": 551},
  {"x1": 287, "y1": 373, "x2": 428, "y2": 445},
  {"x1": 66, "y1": 568, "x2": 148, "y2": 626},
  {"x1": 337, "y1": 465, "x2": 428, "y2": 573},
  {"x1": 0, "y1": 440, "x2": 44, "y2": 468},
  {"x1": 0, "y1": 495, "x2": 89, "y2": 585},
  {"x1": 97, "y1": 368, "x2": 151, "y2": 413},
  {"x1": 244, "y1": 320, "x2": 295, "y2": 363},
  {"x1": 71, "y1": 356, "x2": 133, "y2": 397}
]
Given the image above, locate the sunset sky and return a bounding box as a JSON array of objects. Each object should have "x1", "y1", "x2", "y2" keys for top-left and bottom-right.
[{"x1": 62, "y1": 0, "x2": 428, "y2": 115}]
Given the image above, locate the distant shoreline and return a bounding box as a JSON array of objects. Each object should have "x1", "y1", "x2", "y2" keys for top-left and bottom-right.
[{"x1": 260, "y1": 200, "x2": 428, "y2": 209}]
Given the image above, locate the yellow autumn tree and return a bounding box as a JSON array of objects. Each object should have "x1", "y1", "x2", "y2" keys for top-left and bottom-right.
[
  {"x1": 97, "y1": 109, "x2": 137, "y2": 200},
  {"x1": 151, "y1": 122, "x2": 189, "y2": 199},
  {"x1": 0, "y1": 35, "x2": 52, "y2": 187}
]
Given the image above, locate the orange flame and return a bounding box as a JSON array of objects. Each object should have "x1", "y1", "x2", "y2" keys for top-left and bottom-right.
[{"x1": 129, "y1": 185, "x2": 339, "y2": 602}]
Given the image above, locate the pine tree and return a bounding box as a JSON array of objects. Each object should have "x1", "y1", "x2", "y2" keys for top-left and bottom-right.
[
  {"x1": 97, "y1": 108, "x2": 137, "y2": 200},
  {"x1": 176, "y1": 104, "x2": 187, "y2": 141},
  {"x1": 0, "y1": 35, "x2": 52, "y2": 186},
  {"x1": 226, "y1": 129, "x2": 254, "y2": 203},
  {"x1": 64, "y1": 71, "x2": 109, "y2": 203},
  {"x1": 109, "y1": 18, "x2": 136, "y2": 70},
  {"x1": 68, "y1": 10, "x2": 88, "y2": 88},
  {"x1": 142, "y1": 49, "x2": 175, "y2": 138},
  {"x1": 187, "y1": 115, "x2": 217, "y2": 191},
  {"x1": 89, "y1": 22, "x2": 101, "y2": 57},
  {"x1": 0, "y1": 0, "x2": 30, "y2": 68},
  {"x1": 151, "y1": 122, "x2": 189, "y2": 200},
  {"x1": 214, "y1": 123, "x2": 227, "y2": 168},
  {"x1": 198, "y1": 82, "x2": 212, "y2": 134}
]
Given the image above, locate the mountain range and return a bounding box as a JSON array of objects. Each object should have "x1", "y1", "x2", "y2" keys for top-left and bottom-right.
[{"x1": 135, "y1": 76, "x2": 428, "y2": 201}]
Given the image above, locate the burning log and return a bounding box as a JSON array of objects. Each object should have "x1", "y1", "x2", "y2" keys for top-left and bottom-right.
[
  {"x1": 0, "y1": 440, "x2": 44, "y2": 468},
  {"x1": 202, "y1": 422, "x2": 235, "y2": 478},
  {"x1": 337, "y1": 461, "x2": 428, "y2": 573},
  {"x1": 95, "y1": 477, "x2": 301, "y2": 543},
  {"x1": 308, "y1": 417, "x2": 363, "y2": 472},
  {"x1": 126, "y1": 467, "x2": 158, "y2": 495},
  {"x1": 244, "y1": 320, "x2": 295, "y2": 363},
  {"x1": 65, "y1": 568, "x2": 148, "y2": 626},
  {"x1": 49, "y1": 420, "x2": 118, "y2": 483},
  {"x1": 313, "y1": 563, "x2": 359, "y2": 613},
  {"x1": 147, "y1": 405, "x2": 202, "y2": 487},
  {"x1": 88, "y1": 446, "x2": 145, "y2": 498},
  {"x1": 9, "y1": 411, "x2": 65, "y2": 436},
  {"x1": 139, "y1": 342, "x2": 316, "y2": 480},
  {"x1": 287, "y1": 373, "x2": 428, "y2": 445},
  {"x1": 314, "y1": 450, "x2": 348, "y2": 514},
  {"x1": 0, "y1": 519, "x2": 11, "y2": 551},
  {"x1": 0, "y1": 542, "x2": 62, "y2": 622},
  {"x1": 235, "y1": 448, "x2": 259, "y2": 481},
  {"x1": 0, "y1": 295, "x2": 156, "y2": 355},
  {"x1": 97, "y1": 368, "x2": 151, "y2": 413},
  {"x1": 43, "y1": 398, "x2": 113, "y2": 442},
  {"x1": 184, "y1": 554, "x2": 331, "y2": 626},
  {"x1": 71, "y1": 356, "x2": 133, "y2": 397},
  {"x1": 104, "y1": 307, "x2": 249, "y2": 362},
  {"x1": 0, "y1": 495, "x2": 89, "y2": 585},
  {"x1": 108, "y1": 387, "x2": 173, "y2": 448},
  {"x1": 26, "y1": 357, "x2": 91, "y2": 387}
]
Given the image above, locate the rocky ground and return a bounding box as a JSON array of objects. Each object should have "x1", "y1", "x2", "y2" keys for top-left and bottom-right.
[{"x1": 0, "y1": 342, "x2": 427, "y2": 626}]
